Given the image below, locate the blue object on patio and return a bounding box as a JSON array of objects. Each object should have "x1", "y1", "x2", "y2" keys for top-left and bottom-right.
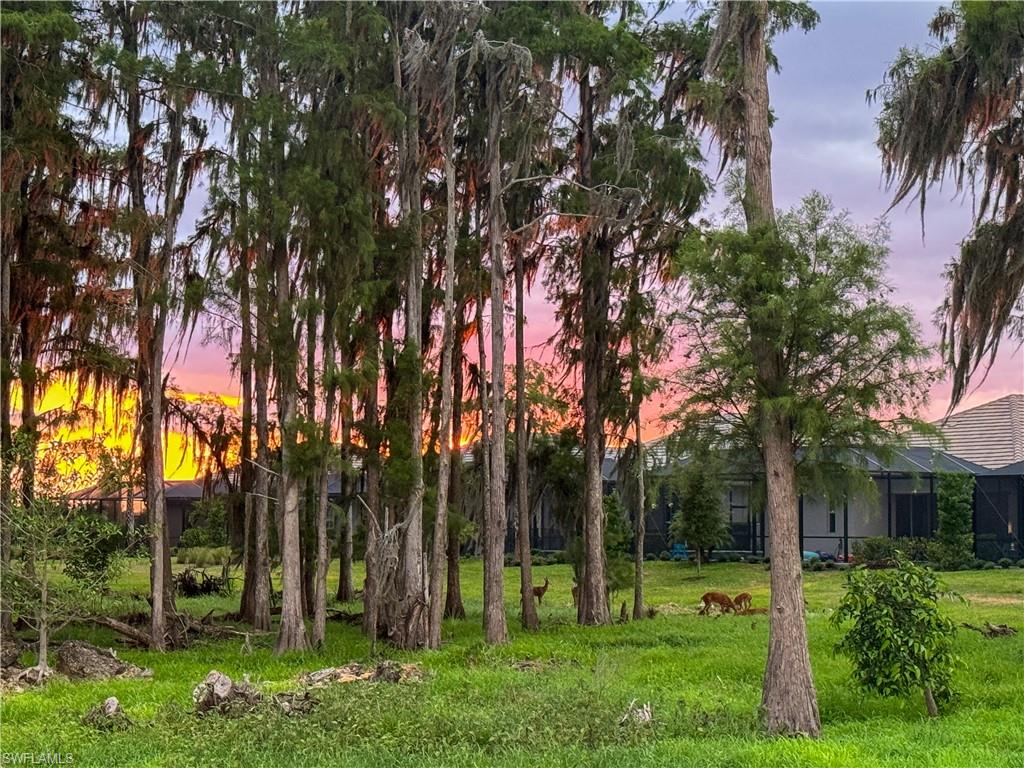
[
  {"x1": 671, "y1": 543, "x2": 690, "y2": 560},
  {"x1": 802, "y1": 550, "x2": 819, "y2": 561}
]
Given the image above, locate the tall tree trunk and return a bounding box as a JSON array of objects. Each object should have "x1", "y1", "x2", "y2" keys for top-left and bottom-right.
[
  {"x1": 427, "y1": 116, "x2": 458, "y2": 649},
  {"x1": 378, "y1": 27, "x2": 428, "y2": 649},
  {"x1": 474, "y1": 274, "x2": 493, "y2": 598},
  {"x1": 0, "y1": 231, "x2": 12, "y2": 637},
  {"x1": 17, "y1": 324, "x2": 37, "y2": 507},
  {"x1": 123, "y1": 10, "x2": 180, "y2": 647},
  {"x1": 514, "y1": 240, "x2": 539, "y2": 631},
  {"x1": 483, "y1": 72, "x2": 508, "y2": 645},
  {"x1": 302, "y1": 302, "x2": 317, "y2": 619},
  {"x1": 273, "y1": 236, "x2": 309, "y2": 654},
  {"x1": 313, "y1": 307, "x2": 337, "y2": 648},
  {"x1": 631, "y1": 404, "x2": 646, "y2": 620},
  {"x1": 731, "y1": 0, "x2": 820, "y2": 737},
  {"x1": 577, "y1": 70, "x2": 610, "y2": 626},
  {"x1": 238, "y1": 197, "x2": 257, "y2": 624},
  {"x1": 445, "y1": 318, "x2": 466, "y2": 620},
  {"x1": 250, "y1": 264, "x2": 272, "y2": 632},
  {"x1": 336, "y1": 351, "x2": 355, "y2": 603},
  {"x1": 361, "y1": 343, "x2": 382, "y2": 641}
]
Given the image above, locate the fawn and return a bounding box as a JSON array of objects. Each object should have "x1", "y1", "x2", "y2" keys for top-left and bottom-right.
[
  {"x1": 733, "y1": 592, "x2": 752, "y2": 611},
  {"x1": 699, "y1": 591, "x2": 736, "y2": 615},
  {"x1": 532, "y1": 578, "x2": 550, "y2": 604}
]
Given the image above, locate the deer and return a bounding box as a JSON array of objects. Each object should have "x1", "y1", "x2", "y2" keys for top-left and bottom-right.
[
  {"x1": 532, "y1": 578, "x2": 550, "y2": 605},
  {"x1": 732, "y1": 592, "x2": 752, "y2": 611},
  {"x1": 699, "y1": 591, "x2": 736, "y2": 615}
]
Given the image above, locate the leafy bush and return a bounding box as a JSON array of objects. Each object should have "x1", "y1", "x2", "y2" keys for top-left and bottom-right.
[
  {"x1": 981, "y1": 561, "x2": 997, "y2": 570},
  {"x1": 658, "y1": 551, "x2": 670, "y2": 561},
  {"x1": 997, "y1": 558, "x2": 1013, "y2": 568},
  {"x1": 180, "y1": 497, "x2": 228, "y2": 550},
  {"x1": 935, "y1": 472, "x2": 975, "y2": 569},
  {"x1": 810, "y1": 560, "x2": 825, "y2": 571},
  {"x1": 644, "y1": 553, "x2": 656, "y2": 562},
  {"x1": 63, "y1": 512, "x2": 127, "y2": 589},
  {"x1": 746, "y1": 556, "x2": 763, "y2": 564},
  {"x1": 178, "y1": 526, "x2": 211, "y2": 549},
  {"x1": 832, "y1": 555, "x2": 960, "y2": 717},
  {"x1": 853, "y1": 536, "x2": 934, "y2": 566}
]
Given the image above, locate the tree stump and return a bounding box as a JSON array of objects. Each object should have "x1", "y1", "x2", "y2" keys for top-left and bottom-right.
[
  {"x1": 192, "y1": 670, "x2": 262, "y2": 715},
  {"x1": 56, "y1": 641, "x2": 152, "y2": 680},
  {"x1": 82, "y1": 696, "x2": 133, "y2": 731}
]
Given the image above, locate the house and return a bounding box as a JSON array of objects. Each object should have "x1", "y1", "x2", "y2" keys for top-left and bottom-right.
[{"x1": 643, "y1": 394, "x2": 1024, "y2": 561}]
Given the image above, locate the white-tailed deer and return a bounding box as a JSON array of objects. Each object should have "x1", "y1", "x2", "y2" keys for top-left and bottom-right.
[
  {"x1": 733, "y1": 592, "x2": 752, "y2": 611},
  {"x1": 532, "y1": 578, "x2": 550, "y2": 604},
  {"x1": 699, "y1": 591, "x2": 736, "y2": 615}
]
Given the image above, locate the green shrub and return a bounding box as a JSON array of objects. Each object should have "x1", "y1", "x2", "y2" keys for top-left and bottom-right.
[
  {"x1": 192, "y1": 548, "x2": 212, "y2": 567},
  {"x1": 180, "y1": 497, "x2": 229, "y2": 550},
  {"x1": 658, "y1": 551, "x2": 670, "y2": 561},
  {"x1": 935, "y1": 472, "x2": 975, "y2": 569},
  {"x1": 971, "y1": 559, "x2": 985, "y2": 570},
  {"x1": 811, "y1": 560, "x2": 825, "y2": 571},
  {"x1": 997, "y1": 558, "x2": 1013, "y2": 568},
  {"x1": 176, "y1": 548, "x2": 193, "y2": 564},
  {"x1": 746, "y1": 556, "x2": 763, "y2": 565},
  {"x1": 981, "y1": 561, "x2": 997, "y2": 570},
  {"x1": 63, "y1": 512, "x2": 126, "y2": 589},
  {"x1": 831, "y1": 555, "x2": 960, "y2": 717},
  {"x1": 853, "y1": 536, "x2": 934, "y2": 566},
  {"x1": 644, "y1": 553, "x2": 656, "y2": 562},
  {"x1": 178, "y1": 526, "x2": 211, "y2": 549}
]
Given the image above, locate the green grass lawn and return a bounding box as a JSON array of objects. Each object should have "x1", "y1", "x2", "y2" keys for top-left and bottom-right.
[{"x1": 2, "y1": 559, "x2": 1022, "y2": 767}]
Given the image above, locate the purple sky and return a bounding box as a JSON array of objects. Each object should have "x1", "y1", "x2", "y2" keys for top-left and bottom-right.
[{"x1": 169, "y1": 1, "x2": 1022, "y2": 424}]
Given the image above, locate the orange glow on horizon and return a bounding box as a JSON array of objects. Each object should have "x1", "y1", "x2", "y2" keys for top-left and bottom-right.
[{"x1": 13, "y1": 379, "x2": 238, "y2": 484}]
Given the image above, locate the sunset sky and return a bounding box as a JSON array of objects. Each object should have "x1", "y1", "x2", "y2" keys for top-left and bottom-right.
[{"x1": 147, "y1": 1, "x2": 1020, "y2": 463}]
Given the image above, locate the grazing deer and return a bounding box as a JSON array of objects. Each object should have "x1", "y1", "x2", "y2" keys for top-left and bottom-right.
[
  {"x1": 699, "y1": 591, "x2": 736, "y2": 615},
  {"x1": 532, "y1": 578, "x2": 550, "y2": 604},
  {"x1": 733, "y1": 592, "x2": 752, "y2": 611},
  {"x1": 571, "y1": 583, "x2": 579, "y2": 608}
]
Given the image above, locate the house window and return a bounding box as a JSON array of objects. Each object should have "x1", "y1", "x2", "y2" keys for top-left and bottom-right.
[{"x1": 828, "y1": 509, "x2": 837, "y2": 534}]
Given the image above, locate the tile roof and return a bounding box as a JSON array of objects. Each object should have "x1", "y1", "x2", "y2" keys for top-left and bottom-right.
[{"x1": 910, "y1": 393, "x2": 1024, "y2": 469}]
